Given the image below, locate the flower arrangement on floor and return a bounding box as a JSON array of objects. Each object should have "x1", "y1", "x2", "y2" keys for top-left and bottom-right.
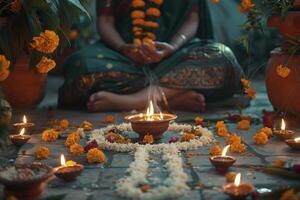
[{"x1": 0, "y1": 0, "x2": 89, "y2": 80}]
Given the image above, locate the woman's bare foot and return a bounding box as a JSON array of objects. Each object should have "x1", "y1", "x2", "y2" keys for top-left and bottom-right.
[{"x1": 168, "y1": 91, "x2": 206, "y2": 112}]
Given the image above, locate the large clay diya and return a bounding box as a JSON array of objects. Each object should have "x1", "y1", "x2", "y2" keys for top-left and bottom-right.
[
  {"x1": 274, "y1": 119, "x2": 294, "y2": 141},
  {"x1": 13, "y1": 115, "x2": 35, "y2": 129},
  {"x1": 54, "y1": 154, "x2": 84, "y2": 182},
  {"x1": 209, "y1": 145, "x2": 236, "y2": 174},
  {"x1": 125, "y1": 101, "x2": 177, "y2": 140},
  {"x1": 10, "y1": 128, "x2": 31, "y2": 146},
  {"x1": 0, "y1": 163, "x2": 53, "y2": 200},
  {"x1": 285, "y1": 137, "x2": 300, "y2": 150},
  {"x1": 223, "y1": 173, "x2": 255, "y2": 199}
]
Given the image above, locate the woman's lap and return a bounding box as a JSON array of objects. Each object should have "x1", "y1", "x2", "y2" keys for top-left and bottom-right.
[{"x1": 58, "y1": 40, "x2": 243, "y2": 108}]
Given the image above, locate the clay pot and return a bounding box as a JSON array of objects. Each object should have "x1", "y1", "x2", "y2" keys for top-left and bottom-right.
[
  {"x1": 0, "y1": 54, "x2": 47, "y2": 109},
  {"x1": 266, "y1": 11, "x2": 300, "y2": 115}
]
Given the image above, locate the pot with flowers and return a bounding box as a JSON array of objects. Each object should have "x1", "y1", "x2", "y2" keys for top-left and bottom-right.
[
  {"x1": 0, "y1": 0, "x2": 89, "y2": 109},
  {"x1": 236, "y1": 0, "x2": 300, "y2": 115}
]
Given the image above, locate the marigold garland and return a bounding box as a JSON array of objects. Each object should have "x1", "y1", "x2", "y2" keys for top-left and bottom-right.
[
  {"x1": 35, "y1": 146, "x2": 50, "y2": 160},
  {"x1": 42, "y1": 129, "x2": 59, "y2": 142}
]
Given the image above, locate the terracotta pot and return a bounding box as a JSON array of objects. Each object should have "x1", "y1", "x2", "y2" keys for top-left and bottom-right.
[{"x1": 0, "y1": 54, "x2": 47, "y2": 109}]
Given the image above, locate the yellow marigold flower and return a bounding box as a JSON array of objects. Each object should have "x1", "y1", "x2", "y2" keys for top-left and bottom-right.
[
  {"x1": 145, "y1": 32, "x2": 157, "y2": 40},
  {"x1": 253, "y1": 132, "x2": 268, "y2": 145},
  {"x1": 66, "y1": 160, "x2": 77, "y2": 166},
  {"x1": 276, "y1": 65, "x2": 291, "y2": 78},
  {"x1": 133, "y1": 38, "x2": 142, "y2": 45},
  {"x1": 216, "y1": 121, "x2": 226, "y2": 129},
  {"x1": 239, "y1": 0, "x2": 255, "y2": 13},
  {"x1": 87, "y1": 148, "x2": 106, "y2": 164},
  {"x1": 70, "y1": 143, "x2": 84, "y2": 156},
  {"x1": 69, "y1": 30, "x2": 78, "y2": 40},
  {"x1": 132, "y1": 19, "x2": 145, "y2": 26},
  {"x1": 144, "y1": 21, "x2": 159, "y2": 28},
  {"x1": 131, "y1": 10, "x2": 145, "y2": 19},
  {"x1": 274, "y1": 159, "x2": 286, "y2": 168},
  {"x1": 181, "y1": 133, "x2": 196, "y2": 142},
  {"x1": 259, "y1": 127, "x2": 273, "y2": 137},
  {"x1": 146, "y1": 7, "x2": 161, "y2": 17},
  {"x1": 241, "y1": 78, "x2": 251, "y2": 88},
  {"x1": 210, "y1": 144, "x2": 222, "y2": 156},
  {"x1": 149, "y1": 0, "x2": 163, "y2": 5},
  {"x1": 42, "y1": 129, "x2": 58, "y2": 142},
  {"x1": 35, "y1": 146, "x2": 50, "y2": 160},
  {"x1": 280, "y1": 189, "x2": 299, "y2": 200},
  {"x1": 60, "y1": 119, "x2": 69, "y2": 130},
  {"x1": 10, "y1": 0, "x2": 22, "y2": 12},
  {"x1": 142, "y1": 134, "x2": 154, "y2": 144},
  {"x1": 226, "y1": 133, "x2": 242, "y2": 145},
  {"x1": 36, "y1": 56, "x2": 56, "y2": 74},
  {"x1": 0, "y1": 55, "x2": 10, "y2": 81},
  {"x1": 31, "y1": 30, "x2": 59, "y2": 54},
  {"x1": 245, "y1": 88, "x2": 256, "y2": 99},
  {"x1": 217, "y1": 126, "x2": 229, "y2": 137},
  {"x1": 80, "y1": 120, "x2": 93, "y2": 131},
  {"x1": 65, "y1": 132, "x2": 80, "y2": 147},
  {"x1": 131, "y1": 0, "x2": 145, "y2": 8},
  {"x1": 230, "y1": 142, "x2": 246, "y2": 153},
  {"x1": 237, "y1": 119, "x2": 250, "y2": 130},
  {"x1": 226, "y1": 172, "x2": 237, "y2": 183},
  {"x1": 194, "y1": 116, "x2": 204, "y2": 125}
]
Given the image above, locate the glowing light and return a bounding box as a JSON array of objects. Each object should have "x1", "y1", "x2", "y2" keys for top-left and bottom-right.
[
  {"x1": 146, "y1": 100, "x2": 154, "y2": 121},
  {"x1": 60, "y1": 154, "x2": 66, "y2": 166},
  {"x1": 234, "y1": 173, "x2": 241, "y2": 187},
  {"x1": 281, "y1": 119, "x2": 286, "y2": 130},
  {"x1": 23, "y1": 115, "x2": 27, "y2": 124},
  {"x1": 159, "y1": 112, "x2": 163, "y2": 120},
  {"x1": 19, "y1": 128, "x2": 25, "y2": 136},
  {"x1": 295, "y1": 137, "x2": 300, "y2": 142},
  {"x1": 221, "y1": 145, "x2": 230, "y2": 157}
]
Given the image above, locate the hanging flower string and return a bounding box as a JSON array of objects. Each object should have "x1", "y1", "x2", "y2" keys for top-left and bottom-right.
[{"x1": 131, "y1": 0, "x2": 163, "y2": 48}]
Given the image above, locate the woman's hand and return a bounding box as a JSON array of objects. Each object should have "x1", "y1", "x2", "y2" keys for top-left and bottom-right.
[
  {"x1": 141, "y1": 42, "x2": 175, "y2": 64},
  {"x1": 120, "y1": 44, "x2": 151, "y2": 64}
]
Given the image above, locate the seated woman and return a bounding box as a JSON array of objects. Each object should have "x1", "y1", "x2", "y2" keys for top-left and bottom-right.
[{"x1": 58, "y1": 0, "x2": 244, "y2": 112}]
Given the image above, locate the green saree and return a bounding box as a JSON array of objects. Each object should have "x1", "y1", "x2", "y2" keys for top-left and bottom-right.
[{"x1": 58, "y1": 0, "x2": 244, "y2": 109}]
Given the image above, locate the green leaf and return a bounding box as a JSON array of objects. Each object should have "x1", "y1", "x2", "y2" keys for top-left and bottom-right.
[
  {"x1": 66, "y1": 0, "x2": 90, "y2": 18},
  {"x1": 29, "y1": 51, "x2": 43, "y2": 69}
]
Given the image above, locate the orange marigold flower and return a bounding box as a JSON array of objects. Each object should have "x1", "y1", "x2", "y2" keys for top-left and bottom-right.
[
  {"x1": 142, "y1": 134, "x2": 154, "y2": 144},
  {"x1": 143, "y1": 37, "x2": 156, "y2": 49},
  {"x1": 241, "y1": 78, "x2": 251, "y2": 88},
  {"x1": 133, "y1": 26, "x2": 143, "y2": 33},
  {"x1": 65, "y1": 132, "x2": 81, "y2": 147},
  {"x1": 181, "y1": 133, "x2": 196, "y2": 142},
  {"x1": 134, "y1": 31, "x2": 143, "y2": 36},
  {"x1": 42, "y1": 129, "x2": 59, "y2": 142},
  {"x1": 132, "y1": 19, "x2": 145, "y2": 26},
  {"x1": 216, "y1": 121, "x2": 226, "y2": 129},
  {"x1": 239, "y1": 0, "x2": 255, "y2": 13},
  {"x1": 133, "y1": 38, "x2": 142, "y2": 45},
  {"x1": 131, "y1": 0, "x2": 145, "y2": 8},
  {"x1": 10, "y1": 0, "x2": 22, "y2": 12},
  {"x1": 217, "y1": 126, "x2": 229, "y2": 137},
  {"x1": 226, "y1": 172, "x2": 237, "y2": 183},
  {"x1": 31, "y1": 30, "x2": 59, "y2": 54},
  {"x1": 226, "y1": 133, "x2": 242, "y2": 145},
  {"x1": 145, "y1": 32, "x2": 157, "y2": 40},
  {"x1": 245, "y1": 88, "x2": 256, "y2": 99},
  {"x1": 69, "y1": 30, "x2": 78, "y2": 40},
  {"x1": 144, "y1": 21, "x2": 159, "y2": 28},
  {"x1": 70, "y1": 143, "x2": 84, "y2": 156},
  {"x1": 80, "y1": 120, "x2": 93, "y2": 131},
  {"x1": 103, "y1": 115, "x2": 115, "y2": 124},
  {"x1": 280, "y1": 189, "x2": 299, "y2": 200},
  {"x1": 194, "y1": 116, "x2": 204, "y2": 125},
  {"x1": 87, "y1": 148, "x2": 106, "y2": 164},
  {"x1": 237, "y1": 119, "x2": 250, "y2": 130},
  {"x1": 59, "y1": 119, "x2": 69, "y2": 130},
  {"x1": 146, "y1": 7, "x2": 161, "y2": 17},
  {"x1": 274, "y1": 159, "x2": 286, "y2": 168},
  {"x1": 230, "y1": 142, "x2": 246, "y2": 153},
  {"x1": 253, "y1": 132, "x2": 268, "y2": 145},
  {"x1": 36, "y1": 56, "x2": 56, "y2": 74},
  {"x1": 35, "y1": 146, "x2": 50, "y2": 160},
  {"x1": 210, "y1": 144, "x2": 222, "y2": 156},
  {"x1": 276, "y1": 65, "x2": 291, "y2": 78},
  {"x1": 259, "y1": 127, "x2": 273, "y2": 137},
  {"x1": 0, "y1": 55, "x2": 10, "y2": 81},
  {"x1": 149, "y1": 0, "x2": 164, "y2": 5},
  {"x1": 131, "y1": 10, "x2": 145, "y2": 19},
  {"x1": 140, "y1": 184, "x2": 150, "y2": 193}
]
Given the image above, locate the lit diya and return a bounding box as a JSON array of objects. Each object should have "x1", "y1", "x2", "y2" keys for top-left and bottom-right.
[
  {"x1": 209, "y1": 145, "x2": 236, "y2": 173},
  {"x1": 10, "y1": 128, "x2": 31, "y2": 146},
  {"x1": 54, "y1": 154, "x2": 83, "y2": 182},
  {"x1": 223, "y1": 173, "x2": 255, "y2": 199},
  {"x1": 274, "y1": 119, "x2": 294, "y2": 141},
  {"x1": 286, "y1": 137, "x2": 300, "y2": 150},
  {"x1": 13, "y1": 115, "x2": 35, "y2": 129},
  {"x1": 125, "y1": 100, "x2": 177, "y2": 140}
]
